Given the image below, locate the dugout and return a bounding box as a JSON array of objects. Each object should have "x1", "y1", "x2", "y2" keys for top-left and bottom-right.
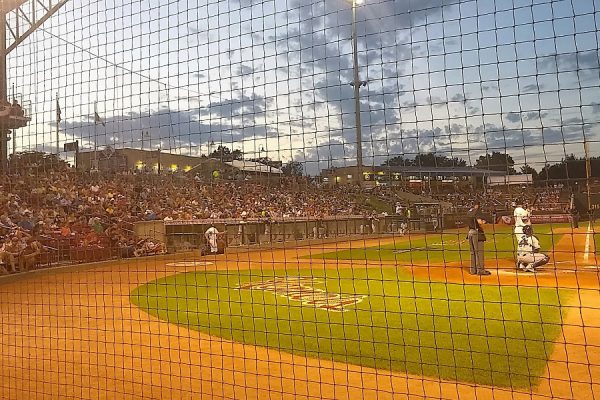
[
  {"x1": 403, "y1": 202, "x2": 443, "y2": 232},
  {"x1": 574, "y1": 192, "x2": 600, "y2": 220},
  {"x1": 163, "y1": 220, "x2": 228, "y2": 253},
  {"x1": 142, "y1": 214, "x2": 448, "y2": 254}
]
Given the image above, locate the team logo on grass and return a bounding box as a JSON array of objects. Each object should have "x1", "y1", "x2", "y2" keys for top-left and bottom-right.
[{"x1": 236, "y1": 277, "x2": 366, "y2": 312}]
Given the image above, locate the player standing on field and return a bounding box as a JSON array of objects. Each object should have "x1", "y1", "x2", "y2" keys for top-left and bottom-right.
[
  {"x1": 514, "y1": 198, "x2": 532, "y2": 270},
  {"x1": 204, "y1": 224, "x2": 220, "y2": 254},
  {"x1": 513, "y1": 198, "x2": 531, "y2": 241}
]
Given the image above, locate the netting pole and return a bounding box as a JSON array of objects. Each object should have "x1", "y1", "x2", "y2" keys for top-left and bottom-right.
[
  {"x1": 584, "y1": 141, "x2": 592, "y2": 212},
  {"x1": 0, "y1": 7, "x2": 7, "y2": 171},
  {"x1": 56, "y1": 93, "x2": 60, "y2": 155},
  {"x1": 351, "y1": 0, "x2": 363, "y2": 186}
]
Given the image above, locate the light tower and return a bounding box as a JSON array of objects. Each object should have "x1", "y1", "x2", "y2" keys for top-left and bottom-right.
[
  {"x1": 350, "y1": 0, "x2": 366, "y2": 186},
  {"x1": 0, "y1": 0, "x2": 69, "y2": 170}
]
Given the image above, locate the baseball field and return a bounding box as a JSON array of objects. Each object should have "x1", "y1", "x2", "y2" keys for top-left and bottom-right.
[
  {"x1": 308, "y1": 224, "x2": 564, "y2": 264},
  {"x1": 1, "y1": 223, "x2": 599, "y2": 399}
]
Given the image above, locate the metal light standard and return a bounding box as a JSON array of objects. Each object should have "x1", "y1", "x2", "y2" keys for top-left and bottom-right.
[{"x1": 350, "y1": 0, "x2": 366, "y2": 186}]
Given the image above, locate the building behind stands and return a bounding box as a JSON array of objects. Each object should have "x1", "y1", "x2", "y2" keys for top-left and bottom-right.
[{"x1": 76, "y1": 148, "x2": 283, "y2": 181}]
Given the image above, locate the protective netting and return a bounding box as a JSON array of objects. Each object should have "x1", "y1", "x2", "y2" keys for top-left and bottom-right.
[{"x1": 0, "y1": 0, "x2": 599, "y2": 399}]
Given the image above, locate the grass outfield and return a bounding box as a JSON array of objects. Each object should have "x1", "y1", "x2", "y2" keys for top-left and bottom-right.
[
  {"x1": 131, "y1": 268, "x2": 571, "y2": 389},
  {"x1": 310, "y1": 224, "x2": 567, "y2": 264}
]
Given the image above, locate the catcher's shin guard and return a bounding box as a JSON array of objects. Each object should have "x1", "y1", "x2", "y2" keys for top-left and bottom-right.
[{"x1": 532, "y1": 255, "x2": 549, "y2": 269}]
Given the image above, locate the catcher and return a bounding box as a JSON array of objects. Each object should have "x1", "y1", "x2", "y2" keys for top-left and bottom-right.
[{"x1": 516, "y1": 225, "x2": 549, "y2": 273}]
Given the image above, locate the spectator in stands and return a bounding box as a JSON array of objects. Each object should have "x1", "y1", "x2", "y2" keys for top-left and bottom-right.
[
  {"x1": 144, "y1": 210, "x2": 159, "y2": 221},
  {"x1": 0, "y1": 235, "x2": 23, "y2": 272},
  {"x1": 395, "y1": 202, "x2": 403, "y2": 215},
  {"x1": 60, "y1": 222, "x2": 72, "y2": 237},
  {"x1": 20, "y1": 232, "x2": 43, "y2": 271},
  {"x1": 0, "y1": 214, "x2": 16, "y2": 229},
  {"x1": 0, "y1": 238, "x2": 15, "y2": 273},
  {"x1": 90, "y1": 217, "x2": 104, "y2": 234},
  {"x1": 17, "y1": 210, "x2": 34, "y2": 231}
]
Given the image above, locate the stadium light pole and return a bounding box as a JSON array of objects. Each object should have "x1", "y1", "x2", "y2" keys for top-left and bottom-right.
[
  {"x1": 351, "y1": 0, "x2": 364, "y2": 187},
  {"x1": 0, "y1": 8, "x2": 7, "y2": 170}
]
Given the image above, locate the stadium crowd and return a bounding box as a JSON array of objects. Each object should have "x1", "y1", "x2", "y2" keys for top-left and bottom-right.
[
  {"x1": 432, "y1": 186, "x2": 568, "y2": 214},
  {"x1": 0, "y1": 167, "x2": 573, "y2": 274},
  {"x1": 0, "y1": 170, "x2": 373, "y2": 272}
]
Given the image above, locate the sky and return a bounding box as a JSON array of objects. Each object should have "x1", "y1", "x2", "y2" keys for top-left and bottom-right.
[{"x1": 5, "y1": 0, "x2": 600, "y2": 175}]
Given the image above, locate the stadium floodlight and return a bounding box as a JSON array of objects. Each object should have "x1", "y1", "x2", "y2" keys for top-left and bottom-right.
[{"x1": 351, "y1": 0, "x2": 363, "y2": 186}]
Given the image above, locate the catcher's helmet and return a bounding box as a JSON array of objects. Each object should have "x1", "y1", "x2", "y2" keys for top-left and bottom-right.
[{"x1": 523, "y1": 225, "x2": 533, "y2": 235}]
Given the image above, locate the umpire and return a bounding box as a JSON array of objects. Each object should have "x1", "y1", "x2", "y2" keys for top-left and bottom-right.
[{"x1": 467, "y1": 201, "x2": 491, "y2": 276}]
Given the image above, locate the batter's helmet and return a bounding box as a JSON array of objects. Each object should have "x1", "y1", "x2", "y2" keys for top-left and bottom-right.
[{"x1": 523, "y1": 225, "x2": 533, "y2": 235}]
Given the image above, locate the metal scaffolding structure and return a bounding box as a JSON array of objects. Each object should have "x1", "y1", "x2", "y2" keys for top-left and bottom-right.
[{"x1": 0, "y1": 0, "x2": 69, "y2": 170}]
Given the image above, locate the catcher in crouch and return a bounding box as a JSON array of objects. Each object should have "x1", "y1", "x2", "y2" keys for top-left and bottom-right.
[{"x1": 517, "y1": 225, "x2": 549, "y2": 273}]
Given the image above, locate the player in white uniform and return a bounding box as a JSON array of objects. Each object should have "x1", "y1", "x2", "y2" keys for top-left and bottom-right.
[
  {"x1": 513, "y1": 199, "x2": 531, "y2": 241},
  {"x1": 204, "y1": 225, "x2": 220, "y2": 254},
  {"x1": 516, "y1": 225, "x2": 549, "y2": 272},
  {"x1": 514, "y1": 199, "x2": 532, "y2": 270}
]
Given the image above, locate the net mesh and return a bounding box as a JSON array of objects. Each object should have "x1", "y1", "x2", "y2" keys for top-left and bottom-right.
[{"x1": 0, "y1": 0, "x2": 599, "y2": 399}]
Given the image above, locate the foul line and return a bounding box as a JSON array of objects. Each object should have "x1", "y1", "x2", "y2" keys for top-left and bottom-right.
[{"x1": 584, "y1": 221, "x2": 592, "y2": 262}]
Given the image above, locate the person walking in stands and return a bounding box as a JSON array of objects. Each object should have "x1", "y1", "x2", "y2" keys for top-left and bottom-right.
[{"x1": 467, "y1": 201, "x2": 490, "y2": 276}]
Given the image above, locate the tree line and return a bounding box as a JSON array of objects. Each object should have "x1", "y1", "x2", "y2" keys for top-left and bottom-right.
[{"x1": 383, "y1": 151, "x2": 600, "y2": 181}]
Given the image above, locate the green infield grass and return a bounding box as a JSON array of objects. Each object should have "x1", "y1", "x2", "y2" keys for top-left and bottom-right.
[
  {"x1": 131, "y1": 268, "x2": 571, "y2": 389},
  {"x1": 309, "y1": 224, "x2": 567, "y2": 264}
]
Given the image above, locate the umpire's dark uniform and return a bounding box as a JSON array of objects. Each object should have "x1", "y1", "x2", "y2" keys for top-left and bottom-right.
[{"x1": 467, "y1": 203, "x2": 490, "y2": 276}]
